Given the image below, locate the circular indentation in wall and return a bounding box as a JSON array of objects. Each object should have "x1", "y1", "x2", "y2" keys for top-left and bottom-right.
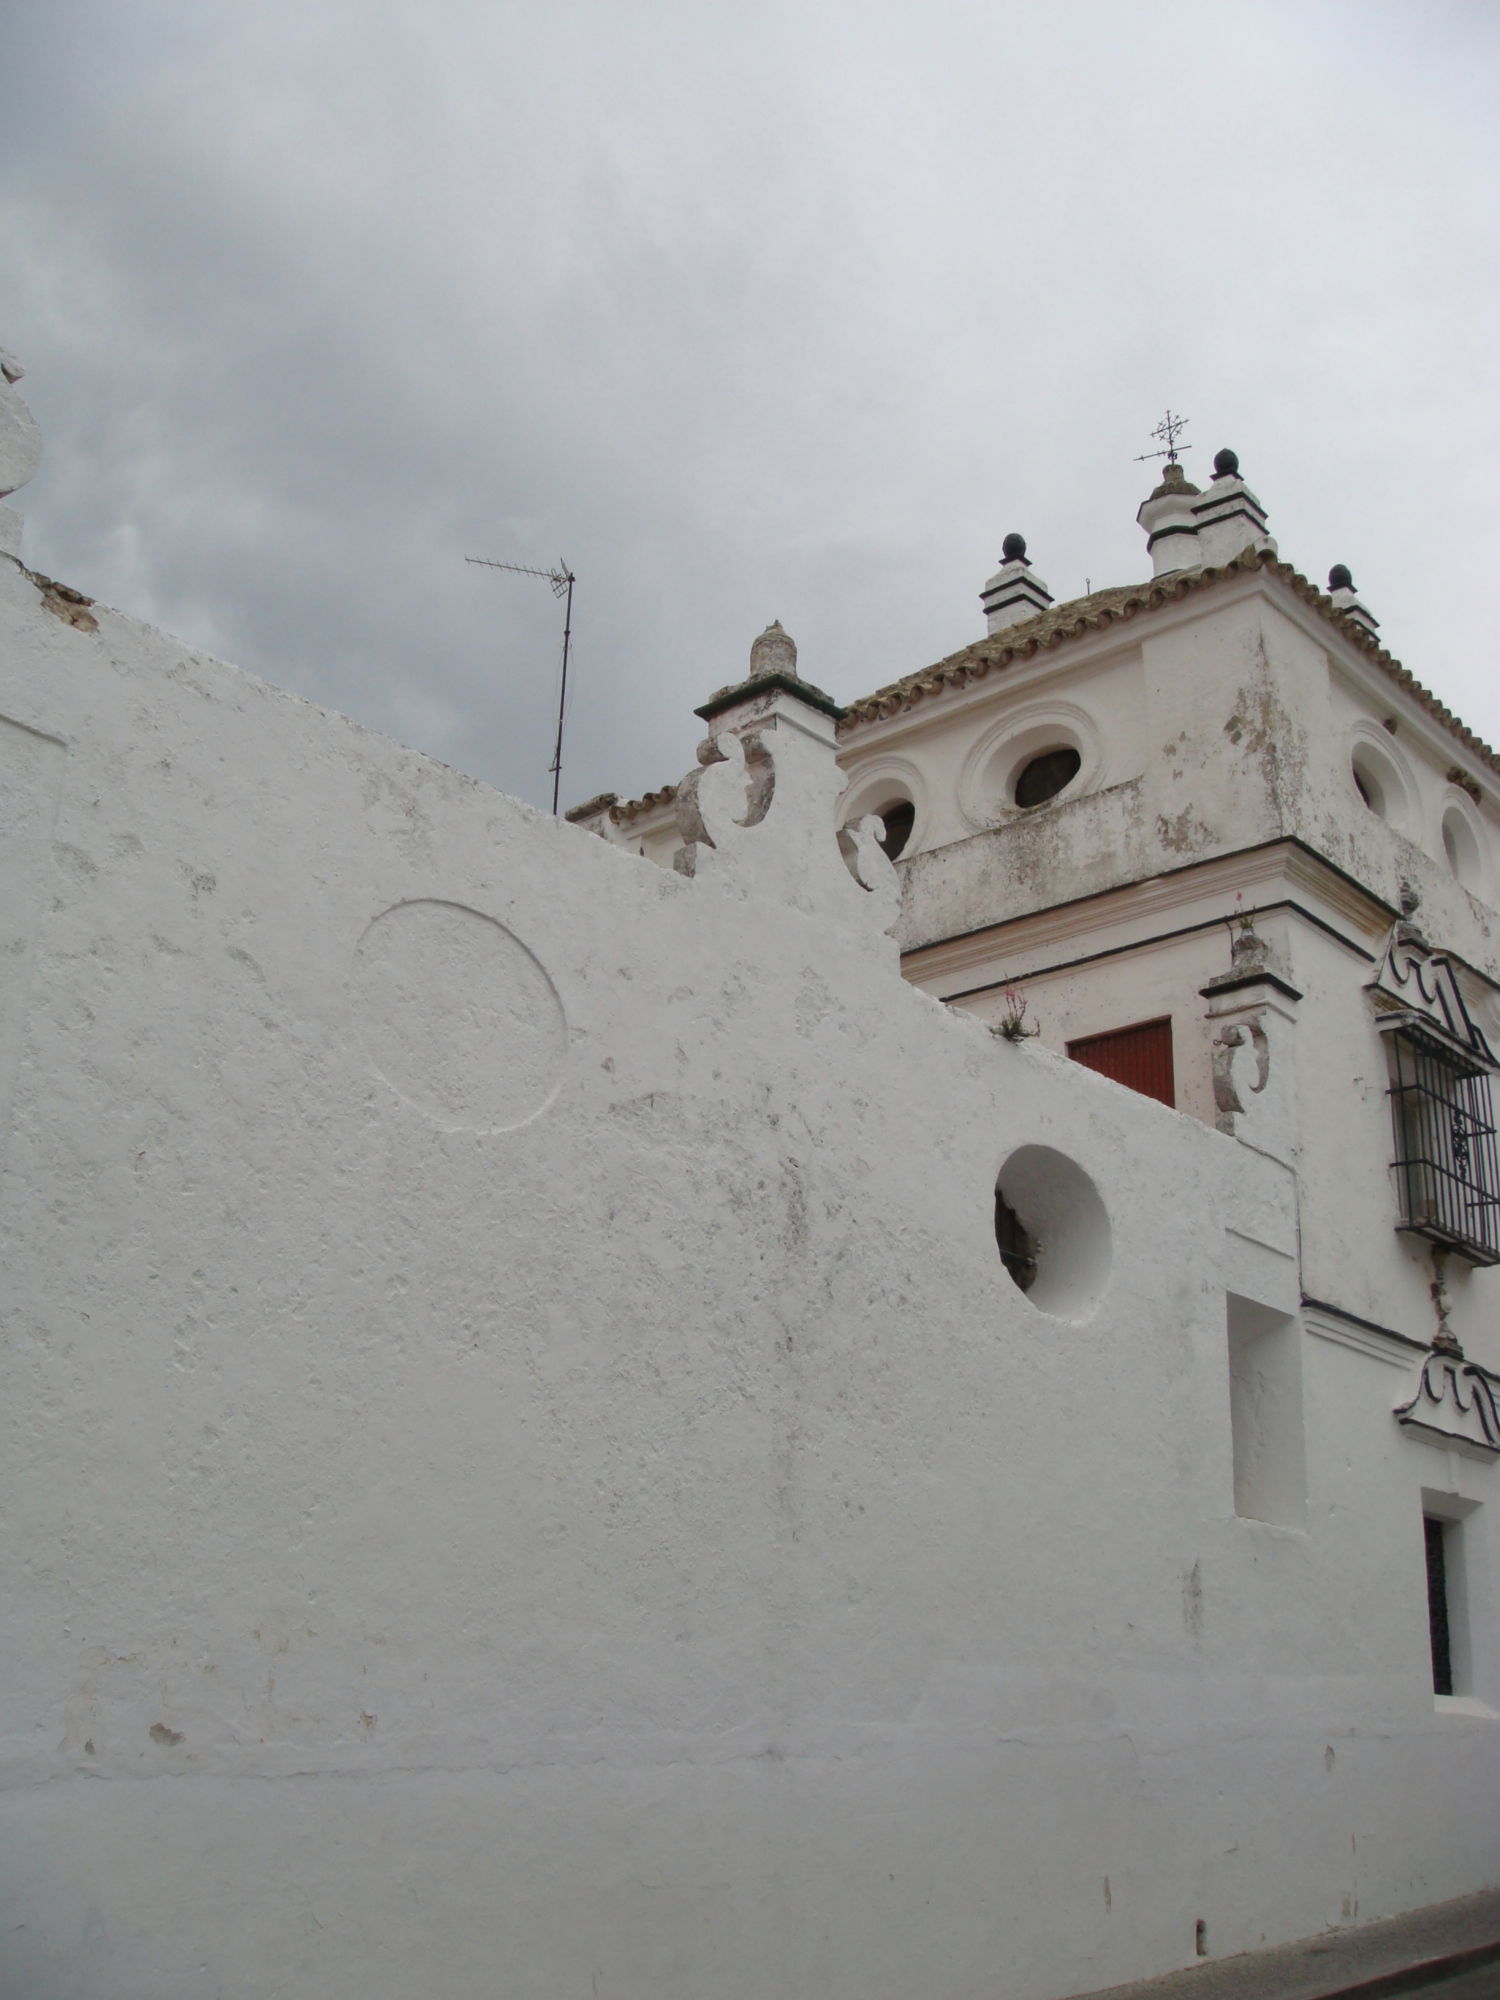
[
  {"x1": 994, "y1": 1143, "x2": 1111, "y2": 1321},
  {"x1": 350, "y1": 900, "x2": 565, "y2": 1130}
]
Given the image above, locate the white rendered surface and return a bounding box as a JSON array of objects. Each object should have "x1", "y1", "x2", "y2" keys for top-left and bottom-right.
[
  {"x1": 0, "y1": 352, "x2": 42, "y2": 499},
  {"x1": 4, "y1": 521, "x2": 1499, "y2": 1999}
]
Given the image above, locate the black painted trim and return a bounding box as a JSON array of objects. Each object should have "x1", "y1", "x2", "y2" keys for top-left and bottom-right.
[
  {"x1": 1300, "y1": 1295, "x2": 1429, "y2": 1354},
  {"x1": 695, "y1": 671, "x2": 847, "y2": 723},
  {"x1": 1191, "y1": 497, "x2": 1269, "y2": 522},
  {"x1": 982, "y1": 587, "x2": 1054, "y2": 611},
  {"x1": 1199, "y1": 969, "x2": 1304, "y2": 1002}
]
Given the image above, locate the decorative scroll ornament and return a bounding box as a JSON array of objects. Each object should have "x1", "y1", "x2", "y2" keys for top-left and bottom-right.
[
  {"x1": 1211, "y1": 1017, "x2": 1270, "y2": 1129},
  {"x1": 671, "y1": 627, "x2": 899, "y2": 946},
  {"x1": 1395, "y1": 1348, "x2": 1500, "y2": 1461},
  {"x1": 1367, "y1": 898, "x2": 1497, "y2": 1066}
]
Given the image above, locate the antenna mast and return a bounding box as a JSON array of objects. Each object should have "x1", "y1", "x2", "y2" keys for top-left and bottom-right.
[{"x1": 465, "y1": 555, "x2": 577, "y2": 815}]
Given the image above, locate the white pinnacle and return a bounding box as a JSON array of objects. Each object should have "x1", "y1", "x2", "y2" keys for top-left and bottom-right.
[{"x1": 0, "y1": 348, "x2": 43, "y2": 500}]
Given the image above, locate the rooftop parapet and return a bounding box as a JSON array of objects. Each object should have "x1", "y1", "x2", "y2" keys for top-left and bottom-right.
[{"x1": 0, "y1": 347, "x2": 42, "y2": 561}]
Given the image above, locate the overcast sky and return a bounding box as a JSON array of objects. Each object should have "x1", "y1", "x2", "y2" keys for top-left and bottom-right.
[{"x1": 4, "y1": 1, "x2": 1498, "y2": 813}]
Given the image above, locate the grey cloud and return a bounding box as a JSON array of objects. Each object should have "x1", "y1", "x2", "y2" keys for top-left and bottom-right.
[{"x1": 4, "y1": 0, "x2": 1500, "y2": 813}]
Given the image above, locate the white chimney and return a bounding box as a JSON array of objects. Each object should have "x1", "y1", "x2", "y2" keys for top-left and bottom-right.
[
  {"x1": 1327, "y1": 565, "x2": 1380, "y2": 637},
  {"x1": 980, "y1": 534, "x2": 1055, "y2": 634},
  {"x1": 1192, "y1": 448, "x2": 1276, "y2": 567},
  {"x1": 1136, "y1": 461, "x2": 1203, "y2": 577}
]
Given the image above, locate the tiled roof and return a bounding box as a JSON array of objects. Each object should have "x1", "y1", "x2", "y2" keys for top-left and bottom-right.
[
  {"x1": 611, "y1": 783, "x2": 678, "y2": 825},
  {"x1": 605, "y1": 549, "x2": 1500, "y2": 820},
  {"x1": 845, "y1": 581, "x2": 1144, "y2": 724},
  {"x1": 845, "y1": 549, "x2": 1500, "y2": 779}
]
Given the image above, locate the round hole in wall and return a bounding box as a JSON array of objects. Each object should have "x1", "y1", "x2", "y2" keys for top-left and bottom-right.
[
  {"x1": 875, "y1": 798, "x2": 916, "y2": 860},
  {"x1": 1013, "y1": 745, "x2": 1081, "y2": 809},
  {"x1": 994, "y1": 1144, "x2": 1111, "y2": 1321},
  {"x1": 995, "y1": 1192, "x2": 1037, "y2": 1293}
]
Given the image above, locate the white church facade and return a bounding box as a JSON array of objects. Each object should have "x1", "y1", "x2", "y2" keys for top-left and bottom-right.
[
  {"x1": 579, "y1": 444, "x2": 1500, "y2": 1446},
  {"x1": 3, "y1": 357, "x2": 1498, "y2": 2000}
]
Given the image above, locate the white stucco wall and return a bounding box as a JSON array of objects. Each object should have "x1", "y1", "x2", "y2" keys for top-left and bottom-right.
[
  {"x1": 946, "y1": 925, "x2": 1233, "y2": 1133},
  {"x1": 837, "y1": 578, "x2": 1498, "y2": 961},
  {"x1": 838, "y1": 648, "x2": 1149, "y2": 863},
  {"x1": 3, "y1": 553, "x2": 1498, "y2": 2000}
]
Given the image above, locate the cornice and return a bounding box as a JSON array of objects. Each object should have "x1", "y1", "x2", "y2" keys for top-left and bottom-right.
[
  {"x1": 901, "y1": 840, "x2": 1391, "y2": 990},
  {"x1": 839, "y1": 551, "x2": 1500, "y2": 795},
  {"x1": 1302, "y1": 1298, "x2": 1426, "y2": 1369}
]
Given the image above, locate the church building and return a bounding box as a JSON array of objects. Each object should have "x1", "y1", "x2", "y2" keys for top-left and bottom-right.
[
  {"x1": 577, "y1": 439, "x2": 1500, "y2": 1461},
  {"x1": 4, "y1": 356, "x2": 1497, "y2": 2000}
]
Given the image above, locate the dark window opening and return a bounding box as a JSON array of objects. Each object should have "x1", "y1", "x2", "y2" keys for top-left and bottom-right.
[
  {"x1": 1353, "y1": 766, "x2": 1374, "y2": 809},
  {"x1": 1013, "y1": 745, "x2": 1081, "y2": 809},
  {"x1": 1425, "y1": 1516, "x2": 1454, "y2": 1696},
  {"x1": 1387, "y1": 1025, "x2": 1500, "y2": 1264},
  {"x1": 877, "y1": 799, "x2": 916, "y2": 860},
  {"x1": 1068, "y1": 1017, "x2": 1175, "y2": 1109},
  {"x1": 994, "y1": 1192, "x2": 1036, "y2": 1293}
]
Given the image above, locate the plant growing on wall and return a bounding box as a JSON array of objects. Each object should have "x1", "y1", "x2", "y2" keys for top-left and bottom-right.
[{"x1": 996, "y1": 985, "x2": 1039, "y2": 1042}]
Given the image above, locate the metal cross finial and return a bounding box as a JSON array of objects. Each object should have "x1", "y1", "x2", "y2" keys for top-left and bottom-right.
[{"x1": 1135, "y1": 409, "x2": 1191, "y2": 466}]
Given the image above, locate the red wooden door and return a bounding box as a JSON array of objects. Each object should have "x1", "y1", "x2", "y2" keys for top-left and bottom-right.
[{"x1": 1066, "y1": 1017, "x2": 1175, "y2": 1107}]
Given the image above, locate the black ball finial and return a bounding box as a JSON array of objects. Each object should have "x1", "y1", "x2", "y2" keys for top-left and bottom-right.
[
  {"x1": 1328, "y1": 564, "x2": 1355, "y2": 592},
  {"x1": 1001, "y1": 533, "x2": 1028, "y2": 563},
  {"x1": 1212, "y1": 448, "x2": 1240, "y2": 479}
]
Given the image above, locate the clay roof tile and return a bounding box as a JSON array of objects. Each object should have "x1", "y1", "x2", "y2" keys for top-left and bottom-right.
[
  {"x1": 603, "y1": 552, "x2": 1499, "y2": 818},
  {"x1": 839, "y1": 552, "x2": 1500, "y2": 778}
]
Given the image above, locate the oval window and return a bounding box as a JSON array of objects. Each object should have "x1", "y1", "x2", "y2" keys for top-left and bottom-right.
[
  {"x1": 877, "y1": 799, "x2": 916, "y2": 860},
  {"x1": 1013, "y1": 745, "x2": 1081, "y2": 809},
  {"x1": 1443, "y1": 808, "x2": 1482, "y2": 890},
  {"x1": 1352, "y1": 753, "x2": 1384, "y2": 816}
]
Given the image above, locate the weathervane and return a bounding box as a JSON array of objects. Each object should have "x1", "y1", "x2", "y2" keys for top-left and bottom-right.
[
  {"x1": 465, "y1": 554, "x2": 577, "y2": 817},
  {"x1": 1135, "y1": 409, "x2": 1191, "y2": 466}
]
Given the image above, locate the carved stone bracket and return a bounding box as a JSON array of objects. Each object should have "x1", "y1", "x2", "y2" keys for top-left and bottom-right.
[
  {"x1": 1395, "y1": 1348, "x2": 1500, "y2": 1461},
  {"x1": 1211, "y1": 1017, "x2": 1270, "y2": 1130},
  {"x1": 1367, "y1": 908, "x2": 1497, "y2": 1067},
  {"x1": 1200, "y1": 923, "x2": 1301, "y2": 1156}
]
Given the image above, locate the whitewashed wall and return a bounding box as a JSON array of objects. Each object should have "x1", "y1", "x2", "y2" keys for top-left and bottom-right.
[{"x1": 2, "y1": 554, "x2": 1496, "y2": 2000}]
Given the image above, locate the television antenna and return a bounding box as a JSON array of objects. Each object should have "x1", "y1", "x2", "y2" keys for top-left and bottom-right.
[
  {"x1": 1135, "y1": 409, "x2": 1191, "y2": 466},
  {"x1": 465, "y1": 554, "x2": 576, "y2": 815}
]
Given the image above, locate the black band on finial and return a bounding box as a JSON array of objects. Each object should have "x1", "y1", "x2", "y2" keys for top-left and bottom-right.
[
  {"x1": 1329, "y1": 564, "x2": 1354, "y2": 592},
  {"x1": 1213, "y1": 448, "x2": 1240, "y2": 479},
  {"x1": 1001, "y1": 533, "x2": 1028, "y2": 563}
]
